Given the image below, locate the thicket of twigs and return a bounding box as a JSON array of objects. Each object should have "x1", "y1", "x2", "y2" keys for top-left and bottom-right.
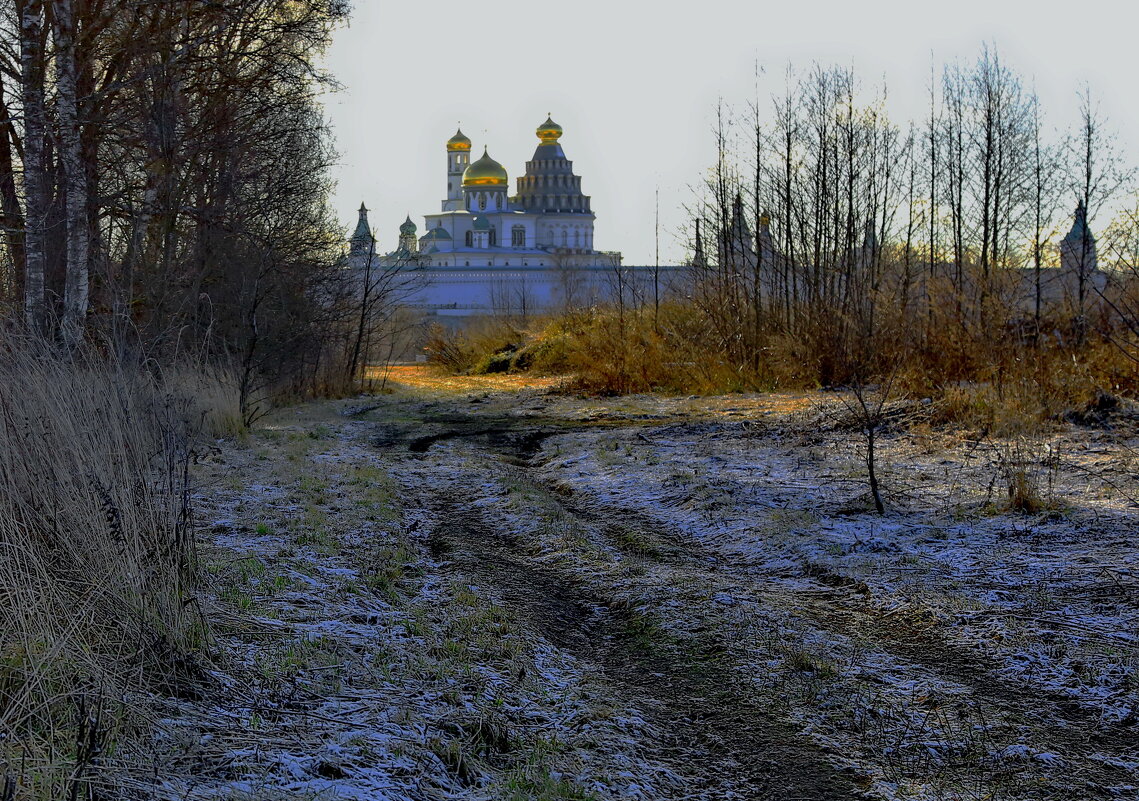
[{"x1": 0, "y1": 343, "x2": 240, "y2": 797}]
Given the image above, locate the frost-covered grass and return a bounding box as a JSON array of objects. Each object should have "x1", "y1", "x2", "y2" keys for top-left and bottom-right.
[
  {"x1": 142, "y1": 380, "x2": 1139, "y2": 800},
  {"x1": 157, "y1": 403, "x2": 673, "y2": 800},
  {"x1": 530, "y1": 393, "x2": 1139, "y2": 799}
]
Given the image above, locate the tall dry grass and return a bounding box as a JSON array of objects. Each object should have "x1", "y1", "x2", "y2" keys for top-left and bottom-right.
[
  {"x1": 0, "y1": 344, "x2": 239, "y2": 797},
  {"x1": 444, "y1": 293, "x2": 1137, "y2": 432}
]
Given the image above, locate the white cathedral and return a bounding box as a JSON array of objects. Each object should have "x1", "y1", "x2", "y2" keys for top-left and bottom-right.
[{"x1": 348, "y1": 117, "x2": 628, "y2": 318}]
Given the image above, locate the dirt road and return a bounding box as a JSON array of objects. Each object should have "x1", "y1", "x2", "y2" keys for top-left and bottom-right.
[{"x1": 162, "y1": 374, "x2": 1138, "y2": 800}]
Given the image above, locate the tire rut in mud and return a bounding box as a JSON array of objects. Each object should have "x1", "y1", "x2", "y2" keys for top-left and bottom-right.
[
  {"x1": 460, "y1": 418, "x2": 1135, "y2": 797},
  {"x1": 385, "y1": 407, "x2": 1132, "y2": 797},
  {"x1": 425, "y1": 496, "x2": 863, "y2": 801},
  {"x1": 537, "y1": 471, "x2": 1138, "y2": 796}
]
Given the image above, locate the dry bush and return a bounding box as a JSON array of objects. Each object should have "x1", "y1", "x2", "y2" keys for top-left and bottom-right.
[
  {"x1": 505, "y1": 322, "x2": 574, "y2": 374},
  {"x1": 0, "y1": 344, "x2": 225, "y2": 795},
  {"x1": 424, "y1": 319, "x2": 524, "y2": 374},
  {"x1": 166, "y1": 362, "x2": 244, "y2": 439},
  {"x1": 990, "y1": 437, "x2": 1061, "y2": 514},
  {"x1": 911, "y1": 337, "x2": 1131, "y2": 436}
]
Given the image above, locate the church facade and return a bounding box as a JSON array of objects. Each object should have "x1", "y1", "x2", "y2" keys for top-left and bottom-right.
[{"x1": 349, "y1": 117, "x2": 631, "y2": 318}]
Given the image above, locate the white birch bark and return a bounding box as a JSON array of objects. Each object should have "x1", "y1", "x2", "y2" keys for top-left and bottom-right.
[{"x1": 54, "y1": 0, "x2": 89, "y2": 346}]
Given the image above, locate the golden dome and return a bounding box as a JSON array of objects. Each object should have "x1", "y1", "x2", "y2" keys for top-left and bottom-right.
[
  {"x1": 462, "y1": 147, "x2": 508, "y2": 187},
  {"x1": 536, "y1": 115, "x2": 563, "y2": 144},
  {"x1": 447, "y1": 128, "x2": 472, "y2": 152}
]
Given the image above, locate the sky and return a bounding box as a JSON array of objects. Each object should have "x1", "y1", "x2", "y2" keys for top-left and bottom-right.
[{"x1": 321, "y1": 0, "x2": 1139, "y2": 266}]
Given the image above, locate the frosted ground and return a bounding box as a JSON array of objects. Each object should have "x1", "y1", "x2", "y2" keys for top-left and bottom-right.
[{"x1": 150, "y1": 372, "x2": 1137, "y2": 800}]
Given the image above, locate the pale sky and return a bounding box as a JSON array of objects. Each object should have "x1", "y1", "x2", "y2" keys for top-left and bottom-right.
[{"x1": 322, "y1": 0, "x2": 1138, "y2": 266}]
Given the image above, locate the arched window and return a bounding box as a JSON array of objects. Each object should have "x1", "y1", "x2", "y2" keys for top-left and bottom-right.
[
  {"x1": 511, "y1": 226, "x2": 525, "y2": 247},
  {"x1": 465, "y1": 231, "x2": 473, "y2": 247},
  {"x1": 478, "y1": 192, "x2": 487, "y2": 211},
  {"x1": 561, "y1": 229, "x2": 568, "y2": 247},
  {"x1": 489, "y1": 228, "x2": 497, "y2": 247},
  {"x1": 574, "y1": 229, "x2": 581, "y2": 248}
]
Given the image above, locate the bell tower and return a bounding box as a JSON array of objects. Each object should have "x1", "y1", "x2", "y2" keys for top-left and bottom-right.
[{"x1": 444, "y1": 128, "x2": 471, "y2": 211}]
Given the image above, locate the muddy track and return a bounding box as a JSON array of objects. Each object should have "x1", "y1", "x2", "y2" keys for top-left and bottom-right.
[
  {"x1": 423, "y1": 492, "x2": 864, "y2": 800},
  {"x1": 561, "y1": 486, "x2": 1137, "y2": 781},
  {"x1": 545, "y1": 463, "x2": 1138, "y2": 795},
  {"x1": 378, "y1": 407, "x2": 1135, "y2": 797}
]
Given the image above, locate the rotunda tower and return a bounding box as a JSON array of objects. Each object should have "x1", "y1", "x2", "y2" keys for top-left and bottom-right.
[
  {"x1": 513, "y1": 116, "x2": 595, "y2": 252},
  {"x1": 397, "y1": 215, "x2": 419, "y2": 255}
]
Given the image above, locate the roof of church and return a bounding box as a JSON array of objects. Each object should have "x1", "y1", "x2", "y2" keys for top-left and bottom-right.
[
  {"x1": 1063, "y1": 202, "x2": 1094, "y2": 245},
  {"x1": 472, "y1": 215, "x2": 492, "y2": 231},
  {"x1": 447, "y1": 128, "x2": 472, "y2": 152},
  {"x1": 423, "y1": 226, "x2": 452, "y2": 241},
  {"x1": 537, "y1": 115, "x2": 563, "y2": 143},
  {"x1": 352, "y1": 204, "x2": 371, "y2": 240},
  {"x1": 531, "y1": 141, "x2": 569, "y2": 163},
  {"x1": 463, "y1": 148, "x2": 509, "y2": 187}
]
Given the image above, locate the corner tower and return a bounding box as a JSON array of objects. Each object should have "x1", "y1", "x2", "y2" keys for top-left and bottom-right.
[
  {"x1": 348, "y1": 202, "x2": 374, "y2": 266},
  {"x1": 1060, "y1": 201, "x2": 1098, "y2": 277}
]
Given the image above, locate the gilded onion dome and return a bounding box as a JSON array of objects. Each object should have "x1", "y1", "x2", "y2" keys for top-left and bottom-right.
[
  {"x1": 536, "y1": 115, "x2": 563, "y2": 143},
  {"x1": 462, "y1": 147, "x2": 508, "y2": 187},
  {"x1": 399, "y1": 215, "x2": 417, "y2": 235},
  {"x1": 447, "y1": 128, "x2": 472, "y2": 152}
]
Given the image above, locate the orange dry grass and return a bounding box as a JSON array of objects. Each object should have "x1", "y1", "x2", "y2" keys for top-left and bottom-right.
[
  {"x1": 371, "y1": 363, "x2": 566, "y2": 394},
  {"x1": 688, "y1": 392, "x2": 816, "y2": 416}
]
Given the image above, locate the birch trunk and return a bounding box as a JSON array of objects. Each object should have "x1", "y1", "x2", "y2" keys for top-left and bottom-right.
[
  {"x1": 0, "y1": 75, "x2": 27, "y2": 299},
  {"x1": 54, "y1": 0, "x2": 89, "y2": 345},
  {"x1": 19, "y1": 0, "x2": 47, "y2": 334}
]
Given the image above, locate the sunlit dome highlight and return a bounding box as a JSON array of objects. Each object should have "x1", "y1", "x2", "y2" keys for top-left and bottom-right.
[{"x1": 462, "y1": 147, "x2": 508, "y2": 187}]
